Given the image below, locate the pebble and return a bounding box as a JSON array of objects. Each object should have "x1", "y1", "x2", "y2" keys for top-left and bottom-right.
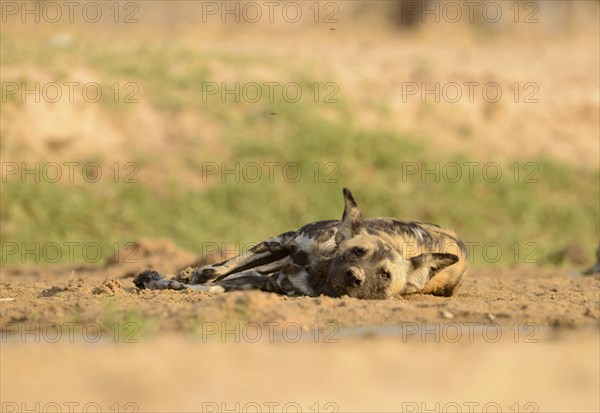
[{"x1": 440, "y1": 310, "x2": 454, "y2": 319}]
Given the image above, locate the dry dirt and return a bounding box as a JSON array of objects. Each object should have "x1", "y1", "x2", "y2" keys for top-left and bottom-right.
[
  {"x1": 1, "y1": 239, "x2": 599, "y2": 332},
  {"x1": 2, "y1": 331, "x2": 599, "y2": 413},
  {"x1": 1, "y1": 240, "x2": 599, "y2": 412}
]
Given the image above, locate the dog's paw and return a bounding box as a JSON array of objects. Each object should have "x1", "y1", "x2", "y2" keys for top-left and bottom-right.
[
  {"x1": 133, "y1": 270, "x2": 163, "y2": 289},
  {"x1": 191, "y1": 267, "x2": 217, "y2": 283}
]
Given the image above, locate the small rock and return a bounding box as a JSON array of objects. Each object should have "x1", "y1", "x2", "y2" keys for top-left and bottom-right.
[
  {"x1": 440, "y1": 310, "x2": 454, "y2": 319},
  {"x1": 486, "y1": 313, "x2": 496, "y2": 321},
  {"x1": 583, "y1": 307, "x2": 598, "y2": 319},
  {"x1": 92, "y1": 278, "x2": 124, "y2": 295}
]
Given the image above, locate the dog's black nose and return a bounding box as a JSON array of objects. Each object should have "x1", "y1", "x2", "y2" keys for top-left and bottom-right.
[{"x1": 345, "y1": 269, "x2": 364, "y2": 287}]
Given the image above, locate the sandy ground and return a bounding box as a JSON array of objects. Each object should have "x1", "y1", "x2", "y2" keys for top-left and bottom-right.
[
  {"x1": 1, "y1": 241, "x2": 599, "y2": 412},
  {"x1": 1, "y1": 240, "x2": 599, "y2": 332},
  {"x1": 2, "y1": 331, "x2": 599, "y2": 413}
]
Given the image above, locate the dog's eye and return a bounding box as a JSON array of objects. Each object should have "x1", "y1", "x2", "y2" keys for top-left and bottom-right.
[
  {"x1": 380, "y1": 270, "x2": 391, "y2": 279},
  {"x1": 351, "y1": 247, "x2": 365, "y2": 257}
]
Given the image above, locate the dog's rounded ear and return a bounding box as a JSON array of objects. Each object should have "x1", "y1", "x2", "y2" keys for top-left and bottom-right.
[
  {"x1": 410, "y1": 253, "x2": 458, "y2": 278},
  {"x1": 336, "y1": 188, "x2": 364, "y2": 243}
]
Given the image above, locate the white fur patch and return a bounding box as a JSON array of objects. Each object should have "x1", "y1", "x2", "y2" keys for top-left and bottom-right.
[
  {"x1": 295, "y1": 231, "x2": 337, "y2": 257},
  {"x1": 412, "y1": 227, "x2": 426, "y2": 243},
  {"x1": 294, "y1": 233, "x2": 315, "y2": 251},
  {"x1": 317, "y1": 233, "x2": 338, "y2": 256},
  {"x1": 288, "y1": 270, "x2": 314, "y2": 295},
  {"x1": 403, "y1": 266, "x2": 430, "y2": 294},
  {"x1": 189, "y1": 285, "x2": 225, "y2": 293},
  {"x1": 222, "y1": 270, "x2": 256, "y2": 280}
]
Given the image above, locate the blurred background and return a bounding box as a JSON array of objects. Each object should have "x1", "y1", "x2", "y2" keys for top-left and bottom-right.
[{"x1": 1, "y1": 0, "x2": 599, "y2": 267}]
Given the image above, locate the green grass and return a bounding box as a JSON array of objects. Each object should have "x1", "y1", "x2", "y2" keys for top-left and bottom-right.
[
  {"x1": 1, "y1": 34, "x2": 598, "y2": 268},
  {"x1": 2, "y1": 117, "x2": 598, "y2": 267}
]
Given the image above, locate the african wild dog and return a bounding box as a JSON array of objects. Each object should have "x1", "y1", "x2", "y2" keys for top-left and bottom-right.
[{"x1": 134, "y1": 188, "x2": 468, "y2": 299}]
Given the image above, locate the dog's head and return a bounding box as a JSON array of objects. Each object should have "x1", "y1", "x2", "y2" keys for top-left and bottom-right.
[{"x1": 327, "y1": 188, "x2": 458, "y2": 299}]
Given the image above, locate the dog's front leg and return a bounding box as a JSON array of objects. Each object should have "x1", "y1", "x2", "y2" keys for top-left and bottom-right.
[
  {"x1": 216, "y1": 268, "x2": 312, "y2": 296},
  {"x1": 213, "y1": 270, "x2": 277, "y2": 292},
  {"x1": 133, "y1": 270, "x2": 224, "y2": 293},
  {"x1": 192, "y1": 232, "x2": 295, "y2": 283}
]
